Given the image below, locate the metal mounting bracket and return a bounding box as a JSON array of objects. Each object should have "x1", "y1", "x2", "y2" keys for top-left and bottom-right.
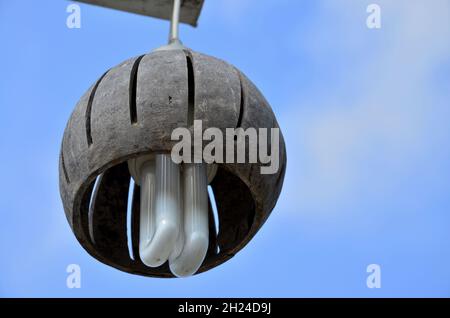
[{"x1": 73, "y1": 0, "x2": 205, "y2": 27}]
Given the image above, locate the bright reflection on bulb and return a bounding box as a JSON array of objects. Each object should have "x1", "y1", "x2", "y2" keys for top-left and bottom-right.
[
  {"x1": 131, "y1": 154, "x2": 209, "y2": 277},
  {"x1": 139, "y1": 154, "x2": 181, "y2": 267},
  {"x1": 169, "y1": 163, "x2": 209, "y2": 277}
]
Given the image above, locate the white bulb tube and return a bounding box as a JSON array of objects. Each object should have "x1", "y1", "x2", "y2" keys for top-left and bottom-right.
[
  {"x1": 138, "y1": 160, "x2": 156, "y2": 267},
  {"x1": 170, "y1": 178, "x2": 184, "y2": 261},
  {"x1": 169, "y1": 163, "x2": 209, "y2": 277},
  {"x1": 140, "y1": 154, "x2": 181, "y2": 267}
]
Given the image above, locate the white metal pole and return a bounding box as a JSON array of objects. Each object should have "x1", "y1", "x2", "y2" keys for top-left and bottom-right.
[{"x1": 169, "y1": 0, "x2": 182, "y2": 44}]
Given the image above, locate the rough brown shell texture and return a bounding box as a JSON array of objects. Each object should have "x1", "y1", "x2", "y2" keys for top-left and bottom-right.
[{"x1": 59, "y1": 48, "x2": 287, "y2": 277}]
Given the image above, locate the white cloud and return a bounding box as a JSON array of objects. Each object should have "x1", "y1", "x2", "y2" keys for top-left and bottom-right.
[{"x1": 279, "y1": 0, "x2": 450, "y2": 215}]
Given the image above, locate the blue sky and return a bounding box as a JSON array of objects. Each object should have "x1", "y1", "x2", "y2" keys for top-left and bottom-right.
[{"x1": 1, "y1": 0, "x2": 450, "y2": 297}]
